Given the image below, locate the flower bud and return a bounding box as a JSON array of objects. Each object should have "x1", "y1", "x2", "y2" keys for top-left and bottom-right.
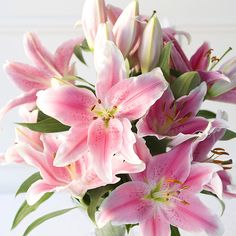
[
  {"x1": 138, "y1": 13, "x2": 163, "y2": 73},
  {"x1": 82, "y1": 0, "x2": 107, "y2": 50},
  {"x1": 113, "y1": 0, "x2": 139, "y2": 57}
]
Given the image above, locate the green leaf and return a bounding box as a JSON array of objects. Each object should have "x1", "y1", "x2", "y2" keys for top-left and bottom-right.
[
  {"x1": 87, "y1": 185, "x2": 115, "y2": 223},
  {"x1": 125, "y1": 224, "x2": 138, "y2": 234},
  {"x1": 144, "y1": 136, "x2": 168, "y2": 155},
  {"x1": 171, "y1": 71, "x2": 201, "y2": 99},
  {"x1": 23, "y1": 207, "x2": 76, "y2": 236},
  {"x1": 37, "y1": 110, "x2": 50, "y2": 122},
  {"x1": 197, "y1": 110, "x2": 216, "y2": 119},
  {"x1": 17, "y1": 118, "x2": 70, "y2": 133},
  {"x1": 15, "y1": 172, "x2": 41, "y2": 197},
  {"x1": 80, "y1": 39, "x2": 91, "y2": 51},
  {"x1": 171, "y1": 225, "x2": 181, "y2": 236},
  {"x1": 201, "y1": 190, "x2": 225, "y2": 216},
  {"x1": 158, "y1": 42, "x2": 172, "y2": 79},
  {"x1": 95, "y1": 222, "x2": 126, "y2": 236},
  {"x1": 12, "y1": 193, "x2": 53, "y2": 229},
  {"x1": 74, "y1": 45, "x2": 87, "y2": 65},
  {"x1": 221, "y1": 129, "x2": 236, "y2": 141}
]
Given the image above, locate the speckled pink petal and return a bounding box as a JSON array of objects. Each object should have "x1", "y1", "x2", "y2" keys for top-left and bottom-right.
[
  {"x1": 95, "y1": 41, "x2": 126, "y2": 102},
  {"x1": 164, "y1": 194, "x2": 224, "y2": 236},
  {"x1": 4, "y1": 62, "x2": 49, "y2": 92},
  {"x1": 146, "y1": 140, "x2": 193, "y2": 187},
  {"x1": 106, "y1": 68, "x2": 168, "y2": 120},
  {"x1": 54, "y1": 37, "x2": 84, "y2": 75},
  {"x1": 36, "y1": 86, "x2": 96, "y2": 126},
  {"x1": 140, "y1": 211, "x2": 170, "y2": 236},
  {"x1": 97, "y1": 181, "x2": 153, "y2": 227},
  {"x1": 88, "y1": 118, "x2": 123, "y2": 182},
  {"x1": 54, "y1": 126, "x2": 88, "y2": 166}
]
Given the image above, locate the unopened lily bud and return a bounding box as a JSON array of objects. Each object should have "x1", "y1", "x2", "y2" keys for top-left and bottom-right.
[
  {"x1": 106, "y1": 4, "x2": 122, "y2": 25},
  {"x1": 95, "y1": 22, "x2": 115, "y2": 49},
  {"x1": 138, "y1": 13, "x2": 163, "y2": 73},
  {"x1": 82, "y1": 0, "x2": 107, "y2": 50},
  {"x1": 113, "y1": 0, "x2": 139, "y2": 57}
]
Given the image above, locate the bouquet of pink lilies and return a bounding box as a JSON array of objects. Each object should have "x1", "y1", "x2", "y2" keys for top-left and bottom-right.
[{"x1": 1, "y1": 0, "x2": 236, "y2": 235}]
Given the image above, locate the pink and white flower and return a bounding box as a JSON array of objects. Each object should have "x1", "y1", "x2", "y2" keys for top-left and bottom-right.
[
  {"x1": 36, "y1": 41, "x2": 168, "y2": 182},
  {"x1": 137, "y1": 83, "x2": 208, "y2": 141},
  {"x1": 1, "y1": 32, "x2": 83, "y2": 118},
  {"x1": 97, "y1": 141, "x2": 223, "y2": 236}
]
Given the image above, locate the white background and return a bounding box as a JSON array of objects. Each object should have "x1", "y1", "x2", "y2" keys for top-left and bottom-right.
[{"x1": 0, "y1": 0, "x2": 236, "y2": 235}]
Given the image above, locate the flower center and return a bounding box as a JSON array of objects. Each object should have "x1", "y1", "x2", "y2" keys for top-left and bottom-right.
[
  {"x1": 205, "y1": 147, "x2": 232, "y2": 170},
  {"x1": 154, "y1": 101, "x2": 193, "y2": 134},
  {"x1": 91, "y1": 99, "x2": 118, "y2": 126},
  {"x1": 145, "y1": 178, "x2": 190, "y2": 205}
]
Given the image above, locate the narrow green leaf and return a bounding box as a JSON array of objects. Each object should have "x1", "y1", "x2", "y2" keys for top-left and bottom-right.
[
  {"x1": 201, "y1": 190, "x2": 226, "y2": 216},
  {"x1": 221, "y1": 129, "x2": 236, "y2": 141},
  {"x1": 197, "y1": 110, "x2": 216, "y2": 119},
  {"x1": 171, "y1": 71, "x2": 201, "y2": 99},
  {"x1": 171, "y1": 225, "x2": 181, "y2": 236},
  {"x1": 12, "y1": 193, "x2": 53, "y2": 229},
  {"x1": 95, "y1": 222, "x2": 126, "y2": 236},
  {"x1": 23, "y1": 207, "x2": 76, "y2": 236},
  {"x1": 17, "y1": 118, "x2": 70, "y2": 133},
  {"x1": 15, "y1": 172, "x2": 41, "y2": 197},
  {"x1": 87, "y1": 185, "x2": 114, "y2": 223},
  {"x1": 74, "y1": 45, "x2": 87, "y2": 65},
  {"x1": 158, "y1": 42, "x2": 172, "y2": 79}
]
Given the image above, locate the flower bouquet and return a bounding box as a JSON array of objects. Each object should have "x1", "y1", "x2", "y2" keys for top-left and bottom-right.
[{"x1": 1, "y1": 0, "x2": 236, "y2": 235}]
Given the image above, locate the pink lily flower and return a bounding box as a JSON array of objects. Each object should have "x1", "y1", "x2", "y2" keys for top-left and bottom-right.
[
  {"x1": 16, "y1": 133, "x2": 145, "y2": 205},
  {"x1": 36, "y1": 41, "x2": 168, "y2": 182},
  {"x1": 193, "y1": 111, "x2": 236, "y2": 199},
  {"x1": 97, "y1": 141, "x2": 223, "y2": 236},
  {"x1": 1, "y1": 32, "x2": 83, "y2": 118},
  {"x1": 137, "y1": 82, "x2": 208, "y2": 141}
]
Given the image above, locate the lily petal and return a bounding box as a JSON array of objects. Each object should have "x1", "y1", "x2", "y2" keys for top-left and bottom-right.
[
  {"x1": 119, "y1": 118, "x2": 142, "y2": 164},
  {"x1": 140, "y1": 211, "x2": 170, "y2": 236},
  {"x1": 190, "y1": 42, "x2": 210, "y2": 71},
  {"x1": 36, "y1": 86, "x2": 96, "y2": 126},
  {"x1": 54, "y1": 37, "x2": 84, "y2": 75},
  {"x1": 26, "y1": 180, "x2": 57, "y2": 205},
  {"x1": 88, "y1": 118, "x2": 123, "y2": 182},
  {"x1": 0, "y1": 89, "x2": 37, "y2": 120},
  {"x1": 184, "y1": 163, "x2": 222, "y2": 193},
  {"x1": 147, "y1": 140, "x2": 193, "y2": 186},
  {"x1": 4, "y1": 62, "x2": 49, "y2": 91},
  {"x1": 164, "y1": 194, "x2": 224, "y2": 236},
  {"x1": 24, "y1": 32, "x2": 60, "y2": 77},
  {"x1": 106, "y1": 68, "x2": 168, "y2": 120},
  {"x1": 54, "y1": 126, "x2": 88, "y2": 166},
  {"x1": 97, "y1": 181, "x2": 153, "y2": 227},
  {"x1": 175, "y1": 82, "x2": 207, "y2": 118},
  {"x1": 95, "y1": 41, "x2": 126, "y2": 102}
]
